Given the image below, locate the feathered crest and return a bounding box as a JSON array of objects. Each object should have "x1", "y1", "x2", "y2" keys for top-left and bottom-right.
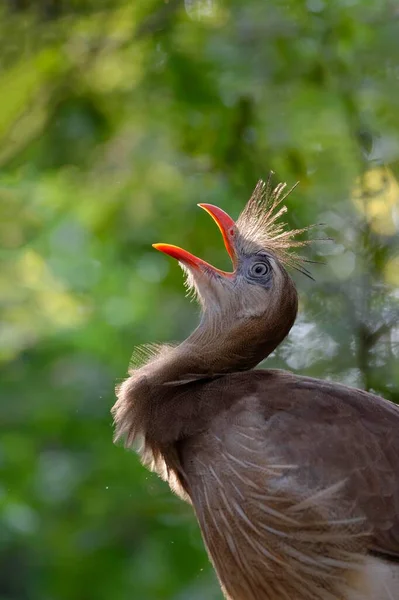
[{"x1": 236, "y1": 173, "x2": 319, "y2": 279}]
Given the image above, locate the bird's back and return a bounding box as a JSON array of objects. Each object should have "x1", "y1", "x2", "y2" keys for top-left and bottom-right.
[{"x1": 177, "y1": 369, "x2": 399, "y2": 600}]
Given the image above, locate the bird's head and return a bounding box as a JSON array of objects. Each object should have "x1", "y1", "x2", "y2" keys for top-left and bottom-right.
[{"x1": 153, "y1": 175, "x2": 313, "y2": 369}]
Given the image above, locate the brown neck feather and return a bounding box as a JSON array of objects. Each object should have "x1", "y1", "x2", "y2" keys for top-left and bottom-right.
[
  {"x1": 112, "y1": 270, "x2": 298, "y2": 457},
  {"x1": 157, "y1": 269, "x2": 298, "y2": 380}
]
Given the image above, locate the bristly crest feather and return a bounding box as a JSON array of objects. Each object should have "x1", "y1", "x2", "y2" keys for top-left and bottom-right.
[{"x1": 236, "y1": 173, "x2": 316, "y2": 278}]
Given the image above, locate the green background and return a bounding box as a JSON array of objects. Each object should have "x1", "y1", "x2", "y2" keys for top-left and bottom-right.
[{"x1": 1, "y1": 1, "x2": 398, "y2": 599}]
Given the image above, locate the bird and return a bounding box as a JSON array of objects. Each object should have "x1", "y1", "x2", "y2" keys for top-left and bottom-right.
[{"x1": 112, "y1": 175, "x2": 399, "y2": 600}]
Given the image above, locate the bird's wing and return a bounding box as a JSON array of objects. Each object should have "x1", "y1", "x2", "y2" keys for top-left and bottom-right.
[{"x1": 248, "y1": 370, "x2": 399, "y2": 559}]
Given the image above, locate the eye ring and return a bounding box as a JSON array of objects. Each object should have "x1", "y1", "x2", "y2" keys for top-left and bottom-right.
[{"x1": 249, "y1": 261, "x2": 271, "y2": 278}]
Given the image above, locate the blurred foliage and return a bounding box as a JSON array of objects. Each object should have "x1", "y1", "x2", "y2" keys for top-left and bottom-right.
[{"x1": 1, "y1": 0, "x2": 399, "y2": 599}]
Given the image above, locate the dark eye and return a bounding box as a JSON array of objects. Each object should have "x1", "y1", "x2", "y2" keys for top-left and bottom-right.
[{"x1": 249, "y1": 262, "x2": 270, "y2": 278}]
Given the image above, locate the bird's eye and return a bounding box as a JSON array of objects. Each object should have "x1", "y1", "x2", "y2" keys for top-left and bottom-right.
[{"x1": 249, "y1": 262, "x2": 270, "y2": 278}]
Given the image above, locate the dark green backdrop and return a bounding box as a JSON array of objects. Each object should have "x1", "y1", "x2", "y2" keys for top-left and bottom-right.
[{"x1": 1, "y1": 1, "x2": 398, "y2": 599}]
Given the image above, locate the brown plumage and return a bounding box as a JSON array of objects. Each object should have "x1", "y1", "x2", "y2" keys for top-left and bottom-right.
[{"x1": 112, "y1": 176, "x2": 399, "y2": 600}]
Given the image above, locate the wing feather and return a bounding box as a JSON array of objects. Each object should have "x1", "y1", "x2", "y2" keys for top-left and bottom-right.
[{"x1": 251, "y1": 370, "x2": 399, "y2": 558}]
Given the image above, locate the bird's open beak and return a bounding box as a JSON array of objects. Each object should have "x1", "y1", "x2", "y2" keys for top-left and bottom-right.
[
  {"x1": 153, "y1": 204, "x2": 237, "y2": 276},
  {"x1": 197, "y1": 204, "x2": 237, "y2": 267}
]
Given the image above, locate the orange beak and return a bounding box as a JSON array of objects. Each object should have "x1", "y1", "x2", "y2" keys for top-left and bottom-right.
[
  {"x1": 153, "y1": 203, "x2": 237, "y2": 276},
  {"x1": 197, "y1": 204, "x2": 237, "y2": 267}
]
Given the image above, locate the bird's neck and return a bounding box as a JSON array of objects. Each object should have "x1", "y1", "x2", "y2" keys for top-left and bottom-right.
[
  {"x1": 148, "y1": 299, "x2": 297, "y2": 385},
  {"x1": 112, "y1": 279, "x2": 297, "y2": 456}
]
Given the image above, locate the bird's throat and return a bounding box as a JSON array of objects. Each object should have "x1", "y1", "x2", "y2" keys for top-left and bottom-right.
[
  {"x1": 149, "y1": 305, "x2": 298, "y2": 387},
  {"x1": 112, "y1": 272, "x2": 298, "y2": 456}
]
